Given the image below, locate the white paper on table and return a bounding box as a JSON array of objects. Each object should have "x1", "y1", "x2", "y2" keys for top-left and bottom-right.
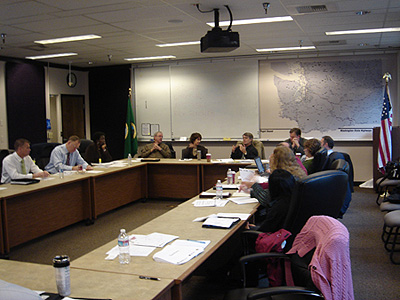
[
  {"x1": 192, "y1": 214, "x2": 217, "y2": 222},
  {"x1": 170, "y1": 239, "x2": 211, "y2": 249},
  {"x1": 105, "y1": 244, "x2": 156, "y2": 260},
  {"x1": 202, "y1": 217, "x2": 239, "y2": 229},
  {"x1": 130, "y1": 232, "x2": 179, "y2": 248},
  {"x1": 86, "y1": 170, "x2": 104, "y2": 174},
  {"x1": 91, "y1": 162, "x2": 115, "y2": 167},
  {"x1": 217, "y1": 212, "x2": 251, "y2": 220},
  {"x1": 153, "y1": 244, "x2": 204, "y2": 265},
  {"x1": 229, "y1": 197, "x2": 259, "y2": 204},
  {"x1": 179, "y1": 158, "x2": 193, "y2": 161},
  {"x1": 220, "y1": 184, "x2": 239, "y2": 189},
  {"x1": 0, "y1": 187, "x2": 6, "y2": 190},
  {"x1": 239, "y1": 168, "x2": 255, "y2": 181},
  {"x1": 231, "y1": 191, "x2": 250, "y2": 197},
  {"x1": 193, "y1": 199, "x2": 216, "y2": 207}
]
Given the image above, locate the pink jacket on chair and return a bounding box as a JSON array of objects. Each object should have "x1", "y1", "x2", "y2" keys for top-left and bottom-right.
[{"x1": 286, "y1": 215, "x2": 354, "y2": 300}]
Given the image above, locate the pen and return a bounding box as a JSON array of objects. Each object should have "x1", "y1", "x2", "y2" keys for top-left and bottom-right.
[{"x1": 139, "y1": 275, "x2": 160, "y2": 281}]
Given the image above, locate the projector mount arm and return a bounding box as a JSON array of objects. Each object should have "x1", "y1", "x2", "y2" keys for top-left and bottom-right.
[{"x1": 195, "y1": 4, "x2": 233, "y2": 31}]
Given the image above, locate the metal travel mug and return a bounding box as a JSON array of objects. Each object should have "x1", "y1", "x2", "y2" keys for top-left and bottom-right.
[{"x1": 53, "y1": 255, "x2": 71, "y2": 297}]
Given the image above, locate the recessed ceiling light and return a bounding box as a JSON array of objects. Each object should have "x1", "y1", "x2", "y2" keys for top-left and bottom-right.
[
  {"x1": 25, "y1": 53, "x2": 78, "y2": 60},
  {"x1": 256, "y1": 46, "x2": 315, "y2": 52},
  {"x1": 124, "y1": 55, "x2": 176, "y2": 61},
  {"x1": 326, "y1": 27, "x2": 400, "y2": 35},
  {"x1": 207, "y1": 16, "x2": 292, "y2": 27},
  {"x1": 156, "y1": 41, "x2": 200, "y2": 47},
  {"x1": 34, "y1": 34, "x2": 101, "y2": 44}
]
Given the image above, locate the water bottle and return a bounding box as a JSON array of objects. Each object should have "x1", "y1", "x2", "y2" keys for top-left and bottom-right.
[
  {"x1": 127, "y1": 153, "x2": 132, "y2": 165},
  {"x1": 118, "y1": 229, "x2": 130, "y2": 264},
  {"x1": 59, "y1": 168, "x2": 64, "y2": 179},
  {"x1": 197, "y1": 150, "x2": 201, "y2": 160},
  {"x1": 53, "y1": 255, "x2": 71, "y2": 297},
  {"x1": 216, "y1": 180, "x2": 223, "y2": 199},
  {"x1": 227, "y1": 168, "x2": 233, "y2": 185}
]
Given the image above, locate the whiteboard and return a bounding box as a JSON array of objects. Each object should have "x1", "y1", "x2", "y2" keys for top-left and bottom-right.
[{"x1": 134, "y1": 60, "x2": 259, "y2": 140}]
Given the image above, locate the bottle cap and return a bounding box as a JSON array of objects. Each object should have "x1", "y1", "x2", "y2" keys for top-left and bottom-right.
[
  {"x1": 53, "y1": 255, "x2": 70, "y2": 268},
  {"x1": 120, "y1": 228, "x2": 126, "y2": 233}
]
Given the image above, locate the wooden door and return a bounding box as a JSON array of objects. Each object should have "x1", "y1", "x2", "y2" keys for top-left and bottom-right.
[{"x1": 61, "y1": 95, "x2": 85, "y2": 139}]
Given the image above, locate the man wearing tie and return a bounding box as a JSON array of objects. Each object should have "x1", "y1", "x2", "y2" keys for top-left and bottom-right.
[
  {"x1": 1, "y1": 138, "x2": 50, "y2": 183},
  {"x1": 45, "y1": 135, "x2": 93, "y2": 174}
]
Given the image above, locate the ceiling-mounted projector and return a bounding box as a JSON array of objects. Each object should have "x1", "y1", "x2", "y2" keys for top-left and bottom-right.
[
  {"x1": 201, "y1": 27, "x2": 239, "y2": 53},
  {"x1": 199, "y1": 5, "x2": 240, "y2": 53}
]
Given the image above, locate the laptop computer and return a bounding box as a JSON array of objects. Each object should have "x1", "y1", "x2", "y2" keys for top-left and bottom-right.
[{"x1": 254, "y1": 156, "x2": 269, "y2": 177}]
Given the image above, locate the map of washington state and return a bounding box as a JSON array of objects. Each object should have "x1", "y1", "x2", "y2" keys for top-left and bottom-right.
[{"x1": 271, "y1": 60, "x2": 383, "y2": 133}]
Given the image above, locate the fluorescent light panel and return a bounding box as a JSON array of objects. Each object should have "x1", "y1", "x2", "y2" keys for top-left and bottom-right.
[
  {"x1": 326, "y1": 27, "x2": 400, "y2": 35},
  {"x1": 124, "y1": 55, "x2": 176, "y2": 61},
  {"x1": 35, "y1": 34, "x2": 101, "y2": 44},
  {"x1": 256, "y1": 46, "x2": 315, "y2": 52},
  {"x1": 156, "y1": 41, "x2": 200, "y2": 47},
  {"x1": 207, "y1": 16, "x2": 293, "y2": 27},
  {"x1": 26, "y1": 53, "x2": 78, "y2": 60}
]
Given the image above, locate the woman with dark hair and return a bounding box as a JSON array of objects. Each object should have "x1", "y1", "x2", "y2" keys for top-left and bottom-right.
[
  {"x1": 182, "y1": 132, "x2": 208, "y2": 159},
  {"x1": 302, "y1": 138, "x2": 322, "y2": 174},
  {"x1": 241, "y1": 169, "x2": 297, "y2": 232},
  {"x1": 85, "y1": 132, "x2": 112, "y2": 164}
]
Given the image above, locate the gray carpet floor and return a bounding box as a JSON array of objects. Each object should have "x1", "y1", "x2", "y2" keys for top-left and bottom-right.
[{"x1": 7, "y1": 188, "x2": 400, "y2": 300}]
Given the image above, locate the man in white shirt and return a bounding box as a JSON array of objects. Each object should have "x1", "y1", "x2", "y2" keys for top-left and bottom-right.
[
  {"x1": 1, "y1": 138, "x2": 50, "y2": 184},
  {"x1": 45, "y1": 135, "x2": 93, "y2": 174}
]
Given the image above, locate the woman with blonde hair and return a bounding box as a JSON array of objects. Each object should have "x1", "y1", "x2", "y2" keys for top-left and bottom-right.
[{"x1": 269, "y1": 145, "x2": 307, "y2": 180}]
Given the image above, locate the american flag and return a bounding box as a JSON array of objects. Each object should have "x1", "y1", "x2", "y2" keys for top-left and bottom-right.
[{"x1": 378, "y1": 84, "x2": 392, "y2": 172}]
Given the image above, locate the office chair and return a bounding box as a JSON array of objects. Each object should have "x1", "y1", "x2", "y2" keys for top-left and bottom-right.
[
  {"x1": 224, "y1": 216, "x2": 354, "y2": 300},
  {"x1": 0, "y1": 149, "x2": 13, "y2": 182},
  {"x1": 242, "y1": 170, "x2": 348, "y2": 258},
  {"x1": 30, "y1": 143, "x2": 60, "y2": 170},
  {"x1": 78, "y1": 139, "x2": 93, "y2": 158},
  {"x1": 165, "y1": 142, "x2": 176, "y2": 158}
]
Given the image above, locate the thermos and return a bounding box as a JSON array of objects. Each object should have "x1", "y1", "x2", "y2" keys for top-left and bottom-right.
[{"x1": 53, "y1": 255, "x2": 71, "y2": 297}]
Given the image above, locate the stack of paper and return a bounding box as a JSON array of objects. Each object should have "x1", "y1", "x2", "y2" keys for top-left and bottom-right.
[
  {"x1": 131, "y1": 232, "x2": 179, "y2": 248},
  {"x1": 228, "y1": 196, "x2": 258, "y2": 205},
  {"x1": 153, "y1": 239, "x2": 210, "y2": 265},
  {"x1": 199, "y1": 192, "x2": 231, "y2": 198},
  {"x1": 192, "y1": 199, "x2": 229, "y2": 207},
  {"x1": 202, "y1": 216, "x2": 240, "y2": 229}
]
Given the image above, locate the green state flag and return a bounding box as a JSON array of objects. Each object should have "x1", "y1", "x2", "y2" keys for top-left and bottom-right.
[{"x1": 124, "y1": 97, "x2": 138, "y2": 158}]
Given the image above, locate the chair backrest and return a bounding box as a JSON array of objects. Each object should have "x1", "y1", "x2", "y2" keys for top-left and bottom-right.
[
  {"x1": 0, "y1": 149, "x2": 13, "y2": 181},
  {"x1": 78, "y1": 139, "x2": 93, "y2": 157},
  {"x1": 283, "y1": 170, "x2": 348, "y2": 249},
  {"x1": 165, "y1": 142, "x2": 176, "y2": 158},
  {"x1": 30, "y1": 143, "x2": 60, "y2": 170},
  {"x1": 330, "y1": 158, "x2": 349, "y2": 174},
  {"x1": 287, "y1": 216, "x2": 354, "y2": 300},
  {"x1": 252, "y1": 140, "x2": 265, "y2": 159}
]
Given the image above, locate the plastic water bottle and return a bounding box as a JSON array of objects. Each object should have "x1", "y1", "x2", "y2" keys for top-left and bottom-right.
[
  {"x1": 127, "y1": 153, "x2": 132, "y2": 165},
  {"x1": 216, "y1": 180, "x2": 223, "y2": 199},
  {"x1": 227, "y1": 168, "x2": 233, "y2": 185},
  {"x1": 59, "y1": 168, "x2": 64, "y2": 179},
  {"x1": 118, "y1": 229, "x2": 130, "y2": 264}
]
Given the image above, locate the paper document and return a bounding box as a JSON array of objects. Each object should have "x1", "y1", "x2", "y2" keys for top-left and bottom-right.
[
  {"x1": 217, "y1": 212, "x2": 251, "y2": 220},
  {"x1": 192, "y1": 199, "x2": 229, "y2": 207},
  {"x1": 105, "y1": 244, "x2": 156, "y2": 260},
  {"x1": 239, "y1": 168, "x2": 255, "y2": 181},
  {"x1": 153, "y1": 239, "x2": 210, "y2": 265},
  {"x1": 130, "y1": 232, "x2": 179, "y2": 248},
  {"x1": 229, "y1": 197, "x2": 258, "y2": 205},
  {"x1": 86, "y1": 170, "x2": 104, "y2": 174},
  {"x1": 202, "y1": 217, "x2": 240, "y2": 229}
]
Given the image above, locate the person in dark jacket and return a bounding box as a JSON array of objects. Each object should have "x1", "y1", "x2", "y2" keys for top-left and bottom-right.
[
  {"x1": 182, "y1": 132, "x2": 208, "y2": 159},
  {"x1": 85, "y1": 132, "x2": 112, "y2": 164}
]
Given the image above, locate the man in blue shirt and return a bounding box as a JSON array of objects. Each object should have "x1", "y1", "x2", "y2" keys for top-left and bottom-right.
[{"x1": 45, "y1": 135, "x2": 93, "y2": 174}]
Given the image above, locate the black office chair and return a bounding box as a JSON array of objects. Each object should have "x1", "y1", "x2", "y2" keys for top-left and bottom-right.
[
  {"x1": 30, "y1": 143, "x2": 60, "y2": 170},
  {"x1": 224, "y1": 216, "x2": 354, "y2": 300},
  {"x1": 165, "y1": 141, "x2": 176, "y2": 158},
  {"x1": 242, "y1": 170, "x2": 348, "y2": 258},
  {"x1": 78, "y1": 139, "x2": 93, "y2": 158}
]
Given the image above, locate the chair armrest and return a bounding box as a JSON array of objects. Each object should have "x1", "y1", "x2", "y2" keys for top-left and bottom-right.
[{"x1": 248, "y1": 286, "x2": 323, "y2": 300}]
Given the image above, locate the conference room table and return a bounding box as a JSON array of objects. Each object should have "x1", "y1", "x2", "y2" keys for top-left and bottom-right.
[
  {"x1": 0, "y1": 158, "x2": 253, "y2": 255},
  {"x1": 71, "y1": 188, "x2": 259, "y2": 300},
  {"x1": 0, "y1": 259, "x2": 175, "y2": 300}
]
